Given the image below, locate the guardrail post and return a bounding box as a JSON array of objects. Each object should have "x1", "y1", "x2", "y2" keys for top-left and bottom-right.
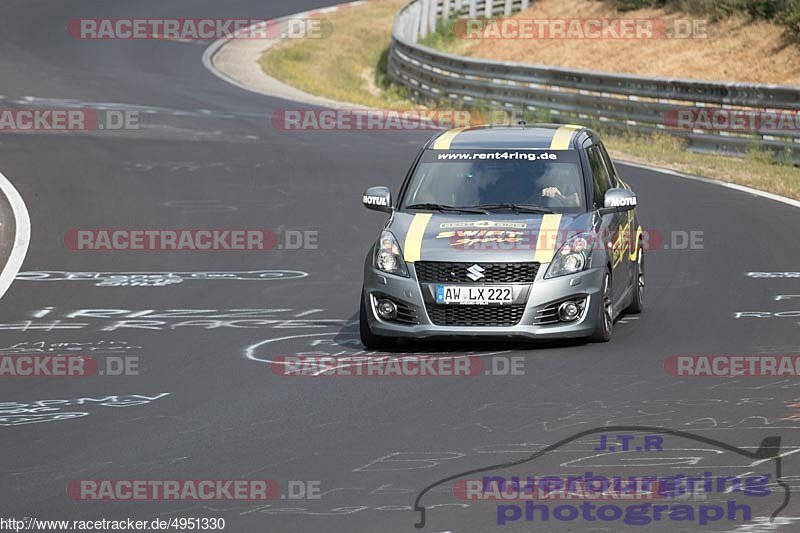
[
  {"x1": 485, "y1": 0, "x2": 494, "y2": 18},
  {"x1": 420, "y1": 0, "x2": 430, "y2": 38},
  {"x1": 504, "y1": 0, "x2": 513, "y2": 16},
  {"x1": 469, "y1": 0, "x2": 477, "y2": 18},
  {"x1": 411, "y1": 4, "x2": 422, "y2": 42},
  {"x1": 429, "y1": 0, "x2": 438, "y2": 34}
]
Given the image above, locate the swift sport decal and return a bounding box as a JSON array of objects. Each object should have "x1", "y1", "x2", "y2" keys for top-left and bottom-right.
[{"x1": 415, "y1": 216, "x2": 569, "y2": 259}]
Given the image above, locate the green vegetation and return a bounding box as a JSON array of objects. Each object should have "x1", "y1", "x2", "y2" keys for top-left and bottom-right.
[
  {"x1": 418, "y1": 18, "x2": 461, "y2": 52},
  {"x1": 612, "y1": 0, "x2": 800, "y2": 34}
]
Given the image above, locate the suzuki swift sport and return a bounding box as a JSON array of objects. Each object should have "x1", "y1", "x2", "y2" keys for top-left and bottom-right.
[{"x1": 359, "y1": 124, "x2": 644, "y2": 348}]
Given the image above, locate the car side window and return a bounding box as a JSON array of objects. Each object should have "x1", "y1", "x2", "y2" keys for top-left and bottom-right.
[
  {"x1": 587, "y1": 145, "x2": 612, "y2": 208},
  {"x1": 597, "y1": 143, "x2": 619, "y2": 187}
]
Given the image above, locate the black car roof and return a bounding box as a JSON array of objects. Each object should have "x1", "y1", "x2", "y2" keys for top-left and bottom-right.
[{"x1": 424, "y1": 123, "x2": 596, "y2": 151}]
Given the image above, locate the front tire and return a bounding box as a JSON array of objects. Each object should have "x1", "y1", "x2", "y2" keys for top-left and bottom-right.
[
  {"x1": 359, "y1": 292, "x2": 395, "y2": 350},
  {"x1": 589, "y1": 270, "x2": 613, "y2": 343}
]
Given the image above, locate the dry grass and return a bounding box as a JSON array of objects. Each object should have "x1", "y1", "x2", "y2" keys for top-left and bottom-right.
[
  {"x1": 605, "y1": 133, "x2": 800, "y2": 199},
  {"x1": 449, "y1": 0, "x2": 800, "y2": 84},
  {"x1": 260, "y1": 0, "x2": 412, "y2": 109}
]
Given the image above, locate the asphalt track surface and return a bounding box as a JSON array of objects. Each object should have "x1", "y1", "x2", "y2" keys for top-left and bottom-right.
[{"x1": 1, "y1": 1, "x2": 800, "y2": 532}]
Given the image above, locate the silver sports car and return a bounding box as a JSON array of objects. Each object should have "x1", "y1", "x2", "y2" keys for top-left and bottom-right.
[{"x1": 360, "y1": 124, "x2": 644, "y2": 348}]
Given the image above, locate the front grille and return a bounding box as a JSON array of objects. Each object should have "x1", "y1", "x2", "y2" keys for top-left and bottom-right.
[
  {"x1": 415, "y1": 262, "x2": 539, "y2": 284},
  {"x1": 533, "y1": 302, "x2": 561, "y2": 325},
  {"x1": 393, "y1": 300, "x2": 419, "y2": 325},
  {"x1": 425, "y1": 304, "x2": 526, "y2": 327}
]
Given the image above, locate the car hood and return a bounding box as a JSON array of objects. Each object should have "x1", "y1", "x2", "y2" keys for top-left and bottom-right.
[{"x1": 387, "y1": 211, "x2": 594, "y2": 264}]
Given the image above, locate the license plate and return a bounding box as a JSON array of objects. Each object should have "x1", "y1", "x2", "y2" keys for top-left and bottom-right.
[{"x1": 436, "y1": 285, "x2": 513, "y2": 305}]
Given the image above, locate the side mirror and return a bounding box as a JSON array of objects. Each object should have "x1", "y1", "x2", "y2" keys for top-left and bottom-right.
[
  {"x1": 362, "y1": 186, "x2": 393, "y2": 213},
  {"x1": 599, "y1": 188, "x2": 637, "y2": 215}
]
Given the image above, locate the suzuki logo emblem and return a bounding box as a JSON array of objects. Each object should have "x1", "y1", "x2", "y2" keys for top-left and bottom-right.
[{"x1": 466, "y1": 264, "x2": 485, "y2": 281}]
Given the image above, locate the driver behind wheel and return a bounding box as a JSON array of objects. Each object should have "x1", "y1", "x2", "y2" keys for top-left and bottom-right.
[{"x1": 538, "y1": 166, "x2": 581, "y2": 207}]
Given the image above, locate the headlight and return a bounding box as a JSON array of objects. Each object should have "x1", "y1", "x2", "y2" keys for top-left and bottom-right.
[
  {"x1": 374, "y1": 231, "x2": 409, "y2": 277},
  {"x1": 545, "y1": 232, "x2": 594, "y2": 278}
]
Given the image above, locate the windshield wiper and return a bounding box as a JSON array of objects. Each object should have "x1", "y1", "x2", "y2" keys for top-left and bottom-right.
[
  {"x1": 406, "y1": 203, "x2": 489, "y2": 214},
  {"x1": 474, "y1": 203, "x2": 556, "y2": 214}
]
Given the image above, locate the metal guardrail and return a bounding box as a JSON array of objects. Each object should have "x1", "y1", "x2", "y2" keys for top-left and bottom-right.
[{"x1": 387, "y1": 0, "x2": 800, "y2": 163}]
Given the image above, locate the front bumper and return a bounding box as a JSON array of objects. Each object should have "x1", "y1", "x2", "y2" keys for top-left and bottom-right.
[{"x1": 363, "y1": 263, "x2": 605, "y2": 340}]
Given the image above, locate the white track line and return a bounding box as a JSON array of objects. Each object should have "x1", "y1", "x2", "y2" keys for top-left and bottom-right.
[
  {"x1": 0, "y1": 171, "x2": 30, "y2": 299},
  {"x1": 618, "y1": 160, "x2": 800, "y2": 211}
]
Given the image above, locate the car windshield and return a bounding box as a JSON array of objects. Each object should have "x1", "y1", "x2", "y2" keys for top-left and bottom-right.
[{"x1": 401, "y1": 149, "x2": 586, "y2": 213}]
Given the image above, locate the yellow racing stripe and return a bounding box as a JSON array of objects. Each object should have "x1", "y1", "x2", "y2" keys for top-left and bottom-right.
[
  {"x1": 549, "y1": 125, "x2": 582, "y2": 150},
  {"x1": 433, "y1": 127, "x2": 468, "y2": 150},
  {"x1": 403, "y1": 213, "x2": 432, "y2": 263},
  {"x1": 533, "y1": 214, "x2": 563, "y2": 263},
  {"x1": 630, "y1": 225, "x2": 643, "y2": 261}
]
